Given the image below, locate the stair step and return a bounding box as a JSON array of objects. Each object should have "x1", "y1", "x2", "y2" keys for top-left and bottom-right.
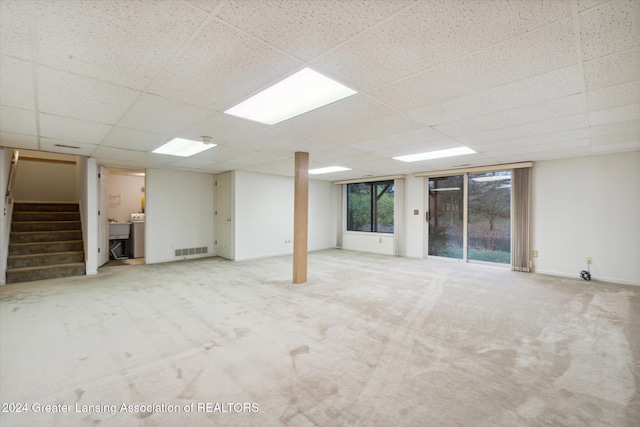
[
  {"x1": 11, "y1": 221, "x2": 81, "y2": 232},
  {"x1": 13, "y1": 203, "x2": 79, "y2": 212},
  {"x1": 8, "y1": 251, "x2": 85, "y2": 269},
  {"x1": 12, "y1": 211, "x2": 81, "y2": 222},
  {"x1": 9, "y1": 240, "x2": 84, "y2": 256},
  {"x1": 6, "y1": 262, "x2": 86, "y2": 284},
  {"x1": 10, "y1": 230, "x2": 83, "y2": 243}
]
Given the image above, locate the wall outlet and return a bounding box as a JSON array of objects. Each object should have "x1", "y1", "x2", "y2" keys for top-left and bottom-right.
[
  {"x1": 414, "y1": 209, "x2": 419, "y2": 215},
  {"x1": 586, "y1": 257, "x2": 592, "y2": 264},
  {"x1": 532, "y1": 250, "x2": 538, "y2": 257}
]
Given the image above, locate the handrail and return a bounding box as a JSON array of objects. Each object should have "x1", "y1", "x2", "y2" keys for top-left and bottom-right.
[{"x1": 5, "y1": 150, "x2": 19, "y2": 202}]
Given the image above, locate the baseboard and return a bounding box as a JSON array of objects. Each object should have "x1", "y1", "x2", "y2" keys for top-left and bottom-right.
[{"x1": 535, "y1": 269, "x2": 639, "y2": 287}]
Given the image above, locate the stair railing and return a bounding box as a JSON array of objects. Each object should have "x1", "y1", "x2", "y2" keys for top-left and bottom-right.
[{"x1": 4, "y1": 150, "x2": 19, "y2": 208}]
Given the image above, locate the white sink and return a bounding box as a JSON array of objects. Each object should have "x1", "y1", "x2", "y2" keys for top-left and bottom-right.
[{"x1": 109, "y1": 222, "x2": 131, "y2": 239}]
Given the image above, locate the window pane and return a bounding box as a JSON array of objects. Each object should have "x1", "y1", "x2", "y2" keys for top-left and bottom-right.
[
  {"x1": 375, "y1": 183, "x2": 394, "y2": 233},
  {"x1": 468, "y1": 171, "x2": 511, "y2": 264},
  {"x1": 428, "y1": 176, "x2": 463, "y2": 259},
  {"x1": 347, "y1": 183, "x2": 372, "y2": 231}
]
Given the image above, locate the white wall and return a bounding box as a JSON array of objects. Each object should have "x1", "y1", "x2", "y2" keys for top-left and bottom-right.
[
  {"x1": 403, "y1": 175, "x2": 425, "y2": 258},
  {"x1": 233, "y1": 171, "x2": 335, "y2": 261},
  {"x1": 76, "y1": 157, "x2": 98, "y2": 275},
  {"x1": 532, "y1": 151, "x2": 640, "y2": 286},
  {"x1": 0, "y1": 147, "x2": 14, "y2": 284},
  {"x1": 145, "y1": 169, "x2": 215, "y2": 264},
  {"x1": 106, "y1": 172, "x2": 145, "y2": 223},
  {"x1": 13, "y1": 159, "x2": 76, "y2": 202}
]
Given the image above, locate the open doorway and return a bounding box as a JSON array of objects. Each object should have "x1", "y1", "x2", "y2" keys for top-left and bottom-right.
[{"x1": 98, "y1": 167, "x2": 146, "y2": 268}]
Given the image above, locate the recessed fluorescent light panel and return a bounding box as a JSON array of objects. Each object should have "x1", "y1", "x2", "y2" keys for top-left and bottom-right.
[
  {"x1": 393, "y1": 146, "x2": 476, "y2": 162},
  {"x1": 152, "y1": 138, "x2": 216, "y2": 157},
  {"x1": 224, "y1": 68, "x2": 357, "y2": 125},
  {"x1": 309, "y1": 166, "x2": 351, "y2": 175}
]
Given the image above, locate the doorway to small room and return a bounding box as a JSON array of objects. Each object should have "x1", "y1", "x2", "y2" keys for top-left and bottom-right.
[{"x1": 98, "y1": 167, "x2": 146, "y2": 268}]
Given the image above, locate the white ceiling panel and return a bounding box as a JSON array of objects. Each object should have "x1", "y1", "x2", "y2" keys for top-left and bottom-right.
[
  {"x1": 39, "y1": 137, "x2": 98, "y2": 157},
  {"x1": 148, "y1": 18, "x2": 302, "y2": 110},
  {"x1": 371, "y1": 18, "x2": 577, "y2": 112},
  {"x1": 38, "y1": 67, "x2": 141, "y2": 124},
  {"x1": 0, "y1": 56, "x2": 34, "y2": 110},
  {"x1": 579, "y1": 0, "x2": 640, "y2": 61},
  {"x1": 101, "y1": 127, "x2": 172, "y2": 152},
  {"x1": 434, "y1": 94, "x2": 586, "y2": 137},
  {"x1": 278, "y1": 94, "x2": 396, "y2": 136},
  {"x1": 39, "y1": 113, "x2": 112, "y2": 145},
  {"x1": 0, "y1": 0, "x2": 32, "y2": 61},
  {"x1": 0, "y1": 1, "x2": 637, "y2": 179},
  {"x1": 0, "y1": 132, "x2": 38, "y2": 150},
  {"x1": 586, "y1": 80, "x2": 640, "y2": 112},
  {"x1": 182, "y1": 112, "x2": 267, "y2": 145},
  {"x1": 588, "y1": 103, "x2": 640, "y2": 127},
  {"x1": 217, "y1": 0, "x2": 413, "y2": 62},
  {"x1": 36, "y1": 0, "x2": 207, "y2": 90},
  {"x1": 407, "y1": 66, "x2": 583, "y2": 126},
  {"x1": 321, "y1": 114, "x2": 427, "y2": 147},
  {"x1": 457, "y1": 115, "x2": 587, "y2": 146},
  {"x1": 583, "y1": 47, "x2": 640, "y2": 91},
  {"x1": 90, "y1": 146, "x2": 146, "y2": 163},
  {"x1": 0, "y1": 106, "x2": 37, "y2": 136},
  {"x1": 118, "y1": 93, "x2": 213, "y2": 135},
  {"x1": 311, "y1": 0, "x2": 571, "y2": 91}
]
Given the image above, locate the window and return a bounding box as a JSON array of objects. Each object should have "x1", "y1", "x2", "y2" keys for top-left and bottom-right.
[{"x1": 347, "y1": 181, "x2": 394, "y2": 233}]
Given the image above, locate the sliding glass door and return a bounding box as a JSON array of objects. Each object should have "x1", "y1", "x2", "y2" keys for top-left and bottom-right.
[
  {"x1": 428, "y1": 170, "x2": 511, "y2": 265},
  {"x1": 428, "y1": 175, "x2": 463, "y2": 259}
]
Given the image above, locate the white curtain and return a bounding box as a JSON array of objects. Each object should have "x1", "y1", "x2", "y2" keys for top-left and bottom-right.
[{"x1": 511, "y1": 167, "x2": 531, "y2": 272}]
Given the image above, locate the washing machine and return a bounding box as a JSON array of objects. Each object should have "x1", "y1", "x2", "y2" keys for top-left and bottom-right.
[{"x1": 130, "y1": 213, "x2": 145, "y2": 258}]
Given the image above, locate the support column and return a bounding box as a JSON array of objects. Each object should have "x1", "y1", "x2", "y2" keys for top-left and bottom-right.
[{"x1": 293, "y1": 152, "x2": 309, "y2": 284}]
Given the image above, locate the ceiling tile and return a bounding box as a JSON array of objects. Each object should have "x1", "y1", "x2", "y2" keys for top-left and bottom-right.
[
  {"x1": 0, "y1": 0, "x2": 32, "y2": 60},
  {"x1": 117, "y1": 93, "x2": 214, "y2": 135},
  {"x1": 456, "y1": 114, "x2": 587, "y2": 146},
  {"x1": 272, "y1": 140, "x2": 363, "y2": 162},
  {"x1": 488, "y1": 138, "x2": 590, "y2": 159},
  {"x1": 101, "y1": 127, "x2": 172, "y2": 152},
  {"x1": 148, "y1": 18, "x2": 302, "y2": 110},
  {"x1": 0, "y1": 132, "x2": 38, "y2": 150},
  {"x1": 39, "y1": 113, "x2": 112, "y2": 145},
  {"x1": 586, "y1": 80, "x2": 640, "y2": 112},
  {"x1": 170, "y1": 157, "x2": 218, "y2": 169},
  {"x1": 278, "y1": 94, "x2": 396, "y2": 136},
  {"x1": 0, "y1": 106, "x2": 37, "y2": 136},
  {"x1": 134, "y1": 152, "x2": 184, "y2": 167},
  {"x1": 189, "y1": 144, "x2": 253, "y2": 162},
  {"x1": 182, "y1": 112, "x2": 267, "y2": 144},
  {"x1": 588, "y1": 103, "x2": 640, "y2": 126},
  {"x1": 589, "y1": 119, "x2": 640, "y2": 138},
  {"x1": 217, "y1": 0, "x2": 412, "y2": 62},
  {"x1": 0, "y1": 56, "x2": 34, "y2": 110},
  {"x1": 583, "y1": 47, "x2": 640, "y2": 91},
  {"x1": 226, "y1": 127, "x2": 305, "y2": 151},
  {"x1": 579, "y1": 0, "x2": 640, "y2": 61},
  {"x1": 36, "y1": 0, "x2": 207, "y2": 90},
  {"x1": 577, "y1": 0, "x2": 609, "y2": 12},
  {"x1": 38, "y1": 67, "x2": 141, "y2": 124},
  {"x1": 591, "y1": 140, "x2": 640, "y2": 154},
  {"x1": 475, "y1": 128, "x2": 589, "y2": 152},
  {"x1": 322, "y1": 114, "x2": 427, "y2": 147},
  {"x1": 434, "y1": 94, "x2": 586, "y2": 137},
  {"x1": 407, "y1": 66, "x2": 583, "y2": 126},
  {"x1": 228, "y1": 151, "x2": 288, "y2": 166},
  {"x1": 91, "y1": 145, "x2": 146, "y2": 163},
  {"x1": 311, "y1": 0, "x2": 571, "y2": 91},
  {"x1": 371, "y1": 18, "x2": 577, "y2": 111},
  {"x1": 40, "y1": 137, "x2": 98, "y2": 156},
  {"x1": 349, "y1": 127, "x2": 452, "y2": 153}
]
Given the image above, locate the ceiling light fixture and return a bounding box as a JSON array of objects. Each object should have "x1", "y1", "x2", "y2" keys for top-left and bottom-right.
[
  {"x1": 224, "y1": 67, "x2": 357, "y2": 125},
  {"x1": 152, "y1": 137, "x2": 217, "y2": 157},
  {"x1": 309, "y1": 166, "x2": 351, "y2": 175},
  {"x1": 393, "y1": 146, "x2": 476, "y2": 162}
]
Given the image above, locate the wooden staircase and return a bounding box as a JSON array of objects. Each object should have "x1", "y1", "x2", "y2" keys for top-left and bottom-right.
[{"x1": 7, "y1": 202, "x2": 85, "y2": 284}]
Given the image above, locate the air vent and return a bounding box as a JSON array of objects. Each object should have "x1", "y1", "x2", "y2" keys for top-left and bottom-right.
[
  {"x1": 175, "y1": 247, "x2": 208, "y2": 257},
  {"x1": 53, "y1": 143, "x2": 81, "y2": 149}
]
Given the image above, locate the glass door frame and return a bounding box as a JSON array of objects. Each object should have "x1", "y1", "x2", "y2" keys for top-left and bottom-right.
[{"x1": 423, "y1": 172, "x2": 511, "y2": 267}]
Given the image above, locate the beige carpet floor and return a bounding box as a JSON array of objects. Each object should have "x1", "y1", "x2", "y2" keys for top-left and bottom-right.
[{"x1": 1, "y1": 249, "x2": 638, "y2": 426}]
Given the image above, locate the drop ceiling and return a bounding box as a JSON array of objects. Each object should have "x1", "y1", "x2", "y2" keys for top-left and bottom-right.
[{"x1": 0, "y1": 0, "x2": 638, "y2": 181}]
